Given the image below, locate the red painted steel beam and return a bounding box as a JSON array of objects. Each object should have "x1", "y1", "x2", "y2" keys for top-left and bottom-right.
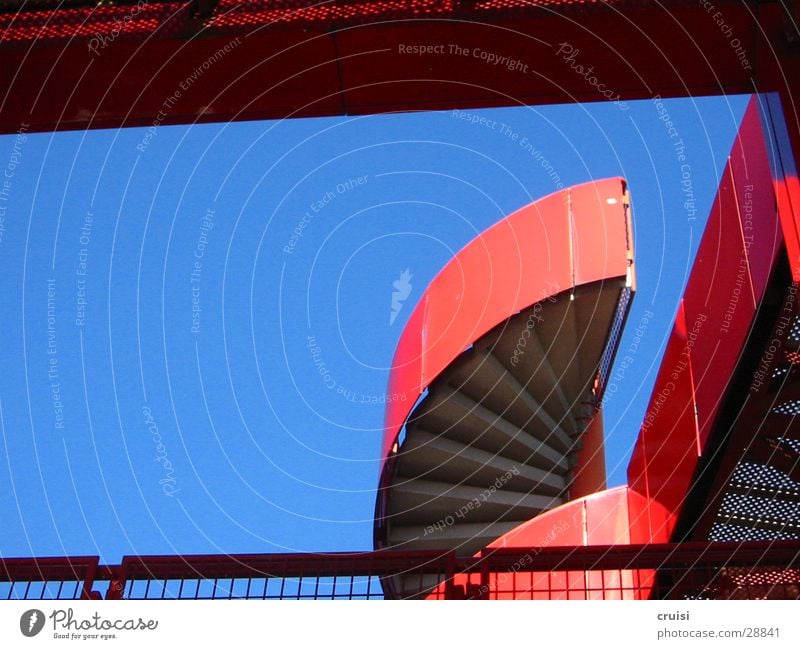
[
  {"x1": 431, "y1": 532, "x2": 800, "y2": 599},
  {"x1": 4, "y1": 541, "x2": 799, "y2": 582},
  {"x1": 761, "y1": 93, "x2": 800, "y2": 282},
  {"x1": 118, "y1": 548, "x2": 455, "y2": 580},
  {"x1": 0, "y1": 555, "x2": 100, "y2": 599},
  {"x1": 682, "y1": 278, "x2": 800, "y2": 540},
  {"x1": 0, "y1": 1, "x2": 795, "y2": 135},
  {"x1": 0, "y1": 555, "x2": 99, "y2": 582},
  {"x1": 626, "y1": 96, "x2": 784, "y2": 540},
  {"x1": 475, "y1": 540, "x2": 800, "y2": 572}
]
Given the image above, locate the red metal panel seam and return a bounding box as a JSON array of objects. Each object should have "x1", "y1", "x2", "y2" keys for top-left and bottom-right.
[
  {"x1": 624, "y1": 186, "x2": 636, "y2": 289},
  {"x1": 568, "y1": 188, "x2": 576, "y2": 296},
  {"x1": 685, "y1": 312, "x2": 702, "y2": 459},
  {"x1": 762, "y1": 94, "x2": 800, "y2": 280},
  {"x1": 329, "y1": 27, "x2": 348, "y2": 116},
  {"x1": 581, "y1": 498, "x2": 588, "y2": 545},
  {"x1": 421, "y1": 290, "x2": 429, "y2": 389}
]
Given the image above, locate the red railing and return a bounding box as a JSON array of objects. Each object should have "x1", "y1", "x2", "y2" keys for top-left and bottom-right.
[
  {"x1": 2, "y1": 542, "x2": 798, "y2": 600},
  {"x1": 0, "y1": 556, "x2": 102, "y2": 600},
  {"x1": 464, "y1": 542, "x2": 800, "y2": 600}
]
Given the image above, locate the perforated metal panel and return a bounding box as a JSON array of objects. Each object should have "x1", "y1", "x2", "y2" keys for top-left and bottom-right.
[
  {"x1": 785, "y1": 351, "x2": 800, "y2": 365},
  {"x1": 782, "y1": 438, "x2": 800, "y2": 455},
  {"x1": 789, "y1": 315, "x2": 800, "y2": 343},
  {"x1": 773, "y1": 366, "x2": 790, "y2": 378},
  {"x1": 0, "y1": 2, "x2": 190, "y2": 42},
  {"x1": 598, "y1": 286, "x2": 632, "y2": 398},
  {"x1": 701, "y1": 272, "x2": 800, "y2": 546},
  {"x1": 709, "y1": 522, "x2": 799, "y2": 542},
  {"x1": 773, "y1": 401, "x2": 800, "y2": 416},
  {"x1": 209, "y1": 0, "x2": 675, "y2": 30},
  {"x1": 708, "y1": 456, "x2": 800, "y2": 542},
  {"x1": 732, "y1": 462, "x2": 800, "y2": 491},
  {"x1": 721, "y1": 492, "x2": 800, "y2": 524}
]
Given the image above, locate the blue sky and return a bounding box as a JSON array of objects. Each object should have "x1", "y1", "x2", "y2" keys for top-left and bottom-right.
[{"x1": 0, "y1": 95, "x2": 749, "y2": 561}]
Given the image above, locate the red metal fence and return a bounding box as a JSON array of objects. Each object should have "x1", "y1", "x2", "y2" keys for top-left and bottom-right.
[{"x1": 2, "y1": 542, "x2": 798, "y2": 600}]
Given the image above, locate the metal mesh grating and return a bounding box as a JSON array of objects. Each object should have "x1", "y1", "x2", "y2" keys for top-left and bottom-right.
[
  {"x1": 0, "y1": 0, "x2": 703, "y2": 43},
  {"x1": 732, "y1": 462, "x2": 800, "y2": 491},
  {"x1": 210, "y1": 0, "x2": 454, "y2": 28},
  {"x1": 782, "y1": 438, "x2": 800, "y2": 454},
  {"x1": 790, "y1": 316, "x2": 800, "y2": 343},
  {"x1": 709, "y1": 522, "x2": 800, "y2": 542},
  {"x1": 0, "y1": 2, "x2": 190, "y2": 42},
  {"x1": 720, "y1": 492, "x2": 800, "y2": 524},
  {"x1": 598, "y1": 286, "x2": 632, "y2": 401},
  {"x1": 688, "y1": 566, "x2": 800, "y2": 600},
  {"x1": 722, "y1": 566, "x2": 800, "y2": 588},
  {"x1": 772, "y1": 400, "x2": 800, "y2": 416},
  {"x1": 786, "y1": 351, "x2": 800, "y2": 365},
  {"x1": 208, "y1": 0, "x2": 674, "y2": 29},
  {"x1": 0, "y1": 0, "x2": 88, "y2": 11}
]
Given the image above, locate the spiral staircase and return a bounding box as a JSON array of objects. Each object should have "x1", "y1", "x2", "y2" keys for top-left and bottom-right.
[{"x1": 374, "y1": 178, "x2": 634, "y2": 597}]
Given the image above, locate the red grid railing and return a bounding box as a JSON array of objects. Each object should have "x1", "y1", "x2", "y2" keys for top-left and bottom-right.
[
  {"x1": 0, "y1": 556, "x2": 101, "y2": 600},
  {"x1": 460, "y1": 543, "x2": 800, "y2": 600},
  {"x1": 2, "y1": 542, "x2": 798, "y2": 600}
]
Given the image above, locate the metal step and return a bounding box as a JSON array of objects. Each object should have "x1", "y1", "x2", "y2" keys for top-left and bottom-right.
[
  {"x1": 382, "y1": 281, "x2": 629, "y2": 569},
  {"x1": 395, "y1": 429, "x2": 567, "y2": 496},
  {"x1": 409, "y1": 387, "x2": 570, "y2": 473},
  {"x1": 387, "y1": 478, "x2": 562, "y2": 527},
  {"x1": 389, "y1": 521, "x2": 526, "y2": 554},
  {"x1": 477, "y1": 308, "x2": 579, "y2": 435},
  {"x1": 445, "y1": 350, "x2": 574, "y2": 453}
]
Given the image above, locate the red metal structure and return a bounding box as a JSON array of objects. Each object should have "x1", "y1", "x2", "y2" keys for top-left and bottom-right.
[
  {"x1": 2, "y1": 0, "x2": 800, "y2": 599},
  {"x1": 369, "y1": 95, "x2": 800, "y2": 598},
  {"x1": 373, "y1": 176, "x2": 635, "y2": 594},
  {"x1": 3, "y1": 542, "x2": 799, "y2": 600}
]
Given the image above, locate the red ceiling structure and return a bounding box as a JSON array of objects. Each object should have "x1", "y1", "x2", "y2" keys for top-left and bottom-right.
[
  {"x1": 2, "y1": 0, "x2": 800, "y2": 599},
  {"x1": 2, "y1": 1, "x2": 798, "y2": 272},
  {"x1": 0, "y1": 3, "x2": 797, "y2": 137}
]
